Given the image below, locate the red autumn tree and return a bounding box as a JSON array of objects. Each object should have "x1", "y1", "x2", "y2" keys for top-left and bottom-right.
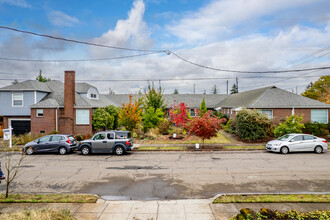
[
  {"x1": 169, "y1": 102, "x2": 188, "y2": 127},
  {"x1": 186, "y1": 110, "x2": 226, "y2": 146},
  {"x1": 118, "y1": 94, "x2": 142, "y2": 131}
]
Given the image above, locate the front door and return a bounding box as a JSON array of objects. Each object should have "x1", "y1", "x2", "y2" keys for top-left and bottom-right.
[{"x1": 92, "y1": 133, "x2": 107, "y2": 152}]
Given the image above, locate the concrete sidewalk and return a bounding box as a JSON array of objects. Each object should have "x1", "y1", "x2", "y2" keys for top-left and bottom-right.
[{"x1": 0, "y1": 199, "x2": 329, "y2": 220}]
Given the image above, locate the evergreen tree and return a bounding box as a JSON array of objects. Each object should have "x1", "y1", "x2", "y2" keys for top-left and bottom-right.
[
  {"x1": 144, "y1": 82, "x2": 165, "y2": 110},
  {"x1": 173, "y1": 88, "x2": 179, "y2": 94},
  {"x1": 211, "y1": 85, "x2": 219, "y2": 94},
  {"x1": 36, "y1": 70, "x2": 51, "y2": 82},
  {"x1": 200, "y1": 98, "x2": 207, "y2": 116},
  {"x1": 230, "y1": 84, "x2": 238, "y2": 94}
]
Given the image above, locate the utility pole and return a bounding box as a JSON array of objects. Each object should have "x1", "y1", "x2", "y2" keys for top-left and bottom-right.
[
  {"x1": 226, "y1": 80, "x2": 228, "y2": 94},
  {"x1": 296, "y1": 86, "x2": 297, "y2": 94},
  {"x1": 236, "y1": 77, "x2": 239, "y2": 93}
]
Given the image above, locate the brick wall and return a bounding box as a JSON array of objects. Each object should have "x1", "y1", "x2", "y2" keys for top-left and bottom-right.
[{"x1": 31, "y1": 108, "x2": 57, "y2": 134}]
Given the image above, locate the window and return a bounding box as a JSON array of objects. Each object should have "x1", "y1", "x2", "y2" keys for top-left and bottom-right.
[
  {"x1": 291, "y1": 135, "x2": 303, "y2": 142},
  {"x1": 90, "y1": 94, "x2": 96, "y2": 98},
  {"x1": 303, "y1": 135, "x2": 316, "y2": 141},
  {"x1": 107, "y1": 133, "x2": 114, "y2": 139},
  {"x1": 37, "y1": 109, "x2": 44, "y2": 117},
  {"x1": 76, "y1": 109, "x2": 90, "y2": 125},
  {"x1": 51, "y1": 136, "x2": 63, "y2": 142},
  {"x1": 93, "y1": 133, "x2": 105, "y2": 140},
  {"x1": 259, "y1": 109, "x2": 273, "y2": 119},
  {"x1": 311, "y1": 109, "x2": 328, "y2": 123},
  {"x1": 12, "y1": 93, "x2": 23, "y2": 107},
  {"x1": 190, "y1": 109, "x2": 196, "y2": 117},
  {"x1": 39, "y1": 136, "x2": 50, "y2": 142}
]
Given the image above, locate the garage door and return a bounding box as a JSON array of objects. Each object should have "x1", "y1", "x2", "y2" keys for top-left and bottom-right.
[{"x1": 11, "y1": 120, "x2": 31, "y2": 135}]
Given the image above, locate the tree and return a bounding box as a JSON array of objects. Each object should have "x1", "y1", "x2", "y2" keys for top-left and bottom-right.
[
  {"x1": 230, "y1": 84, "x2": 238, "y2": 94},
  {"x1": 92, "y1": 105, "x2": 119, "y2": 130},
  {"x1": 274, "y1": 115, "x2": 305, "y2": 138},
  {"x1": 144, "y1": 82, "x2": 165, "y2": 110},
  {"x1": 301, "y1": 76, "x2": 330, "y2": 104},
  {"x1": 11, "y1": 79, "x2": 19, "y2": 85},
  {"x1": 211, "y1": 85, "x2": 219, "y2": 94},
  {"x1": 199, "y1": 98, "x2": 207, "y2": 116},
  {"x1": 173, "y1": 89, "x2": 179, "y2": 94},
  {"x1": 36, "y1": 70, "x2": 51, "y2": 82},
  {"x1": 4, "y1": 152, "x2": 25, "y2": 198},
  {"x1": 142, "y1": 107, "x2": 164, "y2": 132},
  {"x1": 118, "y1": 94, "x2": 142, "y2": 131},
  {"x1": 185, "y1": 110, "x2": 226, "y2": 146},
  {"x1": 169, "y1": 102, "x2": 188, "y2": 127}
]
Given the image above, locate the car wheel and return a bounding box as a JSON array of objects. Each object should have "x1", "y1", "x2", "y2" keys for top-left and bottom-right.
[
  {"x1": 81, "y1": 146, "x2": 90, "y2": 155},
  {"x1": 59, "y1": 147, "x2": 67, "y2": 155},
  {"x1": 114, "y1": 146, "x2": 125, "y2": 155},
  {"x1": 280, "y1": 146, "x2": 289, "y2": 154},
  {"x1": 315, "y1": 146, "x2": 323, "y2": 154},
  {"x1": 26, "y1": 147, "x2": 34, "y2": 155}
]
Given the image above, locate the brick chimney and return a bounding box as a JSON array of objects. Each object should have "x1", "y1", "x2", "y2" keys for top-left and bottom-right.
[
  {"x1": 64, "y1": 70, "x2": 75, "y2": 117},
  {"x1": 59, "y1": 70, "x2": 75, "y2": 134}
]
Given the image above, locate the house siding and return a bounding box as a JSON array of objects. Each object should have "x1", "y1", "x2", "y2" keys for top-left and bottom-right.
[
  {"x1": 0, "y1": 91, "x2": 48, "y2": 116},
  {"x1": 31, "y1": 108, "x2": 57, "y2": 134}
]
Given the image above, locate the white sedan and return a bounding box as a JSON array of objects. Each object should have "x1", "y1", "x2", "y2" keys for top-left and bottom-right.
[{"x1": 266, "y1": 133, "x2": 328, "y2": 154}]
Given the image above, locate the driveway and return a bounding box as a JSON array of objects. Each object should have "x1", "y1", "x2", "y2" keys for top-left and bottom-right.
[{"x1": 1, "y1": 151, "x2": 329, "y2": 200}]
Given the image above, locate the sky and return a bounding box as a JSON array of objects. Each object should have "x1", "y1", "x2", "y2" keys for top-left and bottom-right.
[{"x1": 0, "y1": 0, "x2": 329, "y2": 94}]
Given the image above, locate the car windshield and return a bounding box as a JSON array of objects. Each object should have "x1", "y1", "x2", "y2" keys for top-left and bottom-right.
[{"x1": 277, "y1": 134, "x2": 294, "y2": 141}]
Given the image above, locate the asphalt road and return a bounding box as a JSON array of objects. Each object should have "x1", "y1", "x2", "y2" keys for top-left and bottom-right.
[{"x1": 1, "y1": 151, "x2": 330, "y2": 200}]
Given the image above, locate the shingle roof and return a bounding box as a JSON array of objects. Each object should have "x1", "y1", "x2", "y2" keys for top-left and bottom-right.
[
  {"x1": 0, "y1": 80, "x2": 52, "y2": 92},
  {"x1": 31, "y1": 80, "x2": 118, "y2": 108},
  {"x1": 107, "y1": 94, "x2": 229, "y2": 108},
  {"x1": 75, "y1": 83, "x2": 95, "y2": 93},
  {"x1": 217, "y1": 86, "x2": 330, "y2": 109}
]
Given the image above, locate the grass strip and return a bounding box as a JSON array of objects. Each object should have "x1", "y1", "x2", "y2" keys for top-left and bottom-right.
[
  {"x1": 213, "y1": 194, "x2": 330, "y2": 203},
  {"x1": 223, "y1": 146, "x2": 264, "y2": 150},
  {"x1": 136, "y1": 146, "x2": 264, "y2": 151},
  {"x1": 0, "y1": 194, "x2": 98, "y2": 203},
  {"x1": 0, "y1": 147, "x2": 22, "y2": 152},
  {"x1": 136, "y1": 146, "x2": 188, "y2": 150},
  {"x1": 0, "y1": 209, "x2": 74, "y2": 220}
]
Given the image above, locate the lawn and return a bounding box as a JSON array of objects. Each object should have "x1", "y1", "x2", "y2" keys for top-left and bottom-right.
[
  {"x1": 213, "y1": 194, "x2": 330, "y2": 203},
  {"x1": 137, "y1": 132, "x2": 232, "y2": 144},
  {"x1": 0, "y1": 194, "x2": 98, "y2": 203}
]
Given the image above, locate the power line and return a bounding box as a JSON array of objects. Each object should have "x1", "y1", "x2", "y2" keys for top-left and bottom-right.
[
  {"x1": 0, "y1": 26, "x2": 166, "y2": 53},
  {"x1": 0, "y1": 52, "x2": 162, "y2": 62},
  {"x1": 169, "y1": 51, "x2": 330, "y2": 74}
]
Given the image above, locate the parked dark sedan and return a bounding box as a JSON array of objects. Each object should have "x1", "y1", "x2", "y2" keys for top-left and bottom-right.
[{"x1": 23, "y1": 134, "x2": 77, "y2": 155}]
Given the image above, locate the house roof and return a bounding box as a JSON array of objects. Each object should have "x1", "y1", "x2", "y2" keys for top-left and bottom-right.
[
  {"x1": 106, "y1": 94, "x2": 229, "y2": 109},
  {"x1": 217, "y1": 86, "x2": 330, "y2": 109},
  {"x1": 75, "y1": 83, "x2": 95, "y2": 93},
  {"x1": 0, "y1": 80, "x2": 52, "y2": 92},
  {"x1": 31, "y1": 81, "x2": 117, "y2": 108}
]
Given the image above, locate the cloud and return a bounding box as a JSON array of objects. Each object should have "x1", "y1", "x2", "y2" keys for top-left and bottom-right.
[
  {"x1": 90, "y1": 0, "x2": 153, "y2": 57},
  {"x1": 0, "y1": 0, "x2": 30, "y2": 8},
  {"x1": 47, "y1": 10, "x2": 79, "y2": 27},
  {"x1": 166, "y1": 0, "x2": 322, "y2": 45}
]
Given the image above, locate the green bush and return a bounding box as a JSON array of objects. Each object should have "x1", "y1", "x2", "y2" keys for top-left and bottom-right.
[
  {"x1": 214, "y1": 111, "x2": 229, "y2": 125},
  {"x1": 303, "y1": 122, "x2": 329, "y2": 137},
  {"x1": 223, "y1": 118, "x2": 235, "y2": 133},
  {"x1": 274, "y1": 115, "x2": 305, "y2": 138},
  {"x1": 235, "y1": 109, "x2": 272, "y2": 141},
  {"x1": 158, "y1": 118, "x2": 170, "y2": 134},
  {"x1": 232, "y1": 208, "x2": 330, "y2": 220},
  {"x1": 142, "y1": 107, "x2": 164, "y2": 132}
]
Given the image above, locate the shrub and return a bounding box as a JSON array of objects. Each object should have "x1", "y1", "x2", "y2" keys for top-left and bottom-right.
[
  {"x1": 303, "y1": 122, "x2": 329, "y2": 137},
  {"x1": 158, "y1": 118, "x2": 170, "y2": 134},
  {"x1": 274, "y1": 115, "x2": 305, "y2": 138},
  {"x1": 235, "y1": 109, "x2": 272, "y2": 141},
  {"x1": 223, "y1": 118, "x2": 235, "y2": 133},
  {"x1": 142, "y1": 107, "x2": 164, "y2": 132},
  {"x1": 232, "y1": 208, "x2": 330, "y2": 220},
  {"x1": 12, "y1": 133, "x2": 43, "y2": 145},
  {"x1": 168, "y1": 125, "x2": 184, "y2": 135},
  {"x1": 145, "y1": 128, "x2": 160, "y2": 140}
]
